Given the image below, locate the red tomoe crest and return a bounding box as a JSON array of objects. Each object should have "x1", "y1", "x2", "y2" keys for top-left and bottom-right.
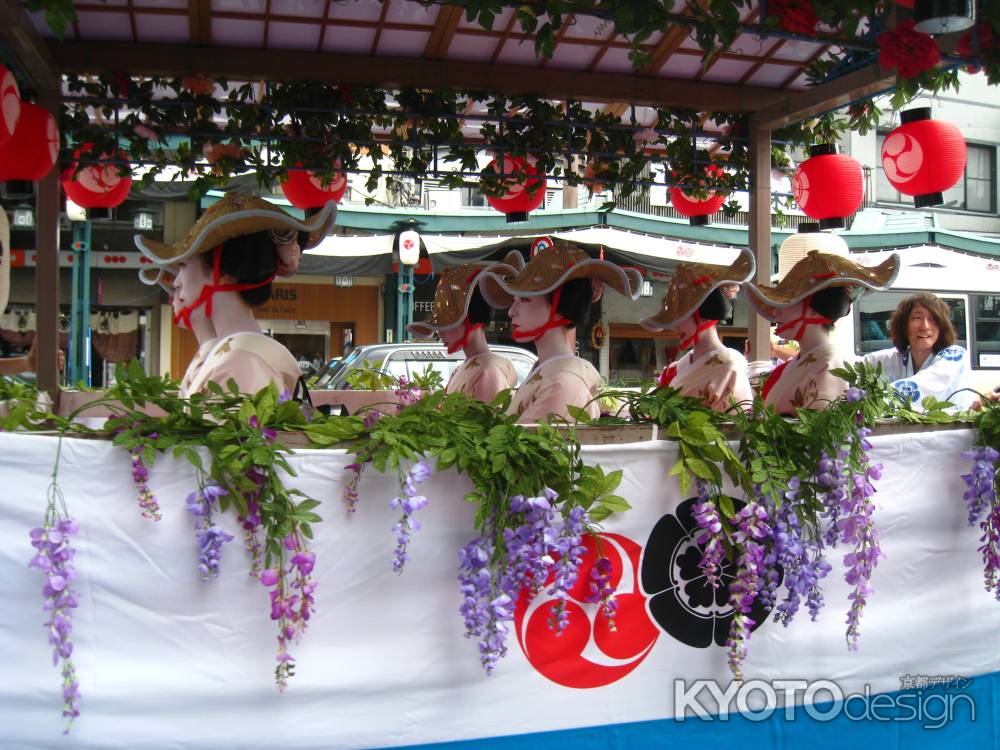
[{"x1": 514, "y1": 532, "x2": 658, "y2": 689}]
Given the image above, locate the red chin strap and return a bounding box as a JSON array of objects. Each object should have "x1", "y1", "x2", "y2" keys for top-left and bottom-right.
[
  {"x1": 446, "y1": 321, "x2": 484, "y2": 354},
  {"x1": 679, "y1": 312, "x2": 719, "y2": 350},
  {"x1": 173, "y1": 246, "x2": 276, "y2": 328},
  {"x1": 511, "y1": 287, "x2": 572, "y2": 343},
  {"x1": 774, "y1": 298, "x2": 833, "y2": 342}
]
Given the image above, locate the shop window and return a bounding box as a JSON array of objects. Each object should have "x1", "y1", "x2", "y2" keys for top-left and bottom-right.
[{"x1": 609, "y1": 337, "x2": 658, "y2": 386}]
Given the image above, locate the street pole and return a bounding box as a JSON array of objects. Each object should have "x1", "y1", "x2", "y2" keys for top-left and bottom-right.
[{"x1": 69, "y1": 218, "x2": 92, "y2": 385}]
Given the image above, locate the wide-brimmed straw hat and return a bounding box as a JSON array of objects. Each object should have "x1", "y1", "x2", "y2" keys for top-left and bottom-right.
[
  {"x1": 640, "y1": 248, "x2": 755, "y2": 332},
  {"x1": 747, "y1": 249, "x2": 899, "y2": 321},
  {"x1": 480, "y1": 241, "x2": 641, "y2": 307},
  {"x1": 134, "y1": 193, "x2": 337, "y2": 266},
  {"x1": 406, "y1": 251, "x2": 525, "y2": 338}
]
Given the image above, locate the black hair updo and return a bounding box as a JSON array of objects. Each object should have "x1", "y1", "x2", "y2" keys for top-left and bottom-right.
[{"x1": 200, "y1": 231, "x2": 278, "y2": 307}]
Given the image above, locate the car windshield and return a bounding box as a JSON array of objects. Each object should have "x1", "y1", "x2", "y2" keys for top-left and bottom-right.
[
  {"x1": 313, "y1": 349, "x2": 365, "y2": 388},
  {"x1": 312, "y1": 345, "x2": 538, "y2": 390}
]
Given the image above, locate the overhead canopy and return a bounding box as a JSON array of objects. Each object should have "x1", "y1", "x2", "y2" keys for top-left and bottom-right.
[{"x1": 303, "y1": 225, "x2": 745, "y2": 276}]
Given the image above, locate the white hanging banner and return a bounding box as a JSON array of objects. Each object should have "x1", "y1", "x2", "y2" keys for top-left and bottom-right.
[{"x1": 0, "y1": 428, "x2": 997, "y2": 748}]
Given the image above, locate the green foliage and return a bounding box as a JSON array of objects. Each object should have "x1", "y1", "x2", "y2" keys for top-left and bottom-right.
[
  {"x1": 347, "y1": 386, "x2": 625, "y2": 552},
  {"x1": 26, "y1": 0, "x2": 76, "y2": 39}
]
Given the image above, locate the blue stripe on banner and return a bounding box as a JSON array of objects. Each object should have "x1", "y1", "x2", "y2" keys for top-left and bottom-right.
[{"x1": 389, "y1": 670, "x2": 999, "y2": 750}]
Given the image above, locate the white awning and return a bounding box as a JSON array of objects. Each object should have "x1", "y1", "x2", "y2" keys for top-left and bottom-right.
[
  {"x1": 306, "y1": 234, "x2": 396, "y2": 257},
  {"x1": 421, "y1": 227, "x2": 743, "y2": 266}
]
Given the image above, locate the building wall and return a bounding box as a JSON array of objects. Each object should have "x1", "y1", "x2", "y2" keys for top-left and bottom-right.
[
  {"x1": 848, "y1": 71, "x2": 1000, "y2": 235},
  {"x1": 167, "y1": 278, "x2": 383, "y2": 379}
]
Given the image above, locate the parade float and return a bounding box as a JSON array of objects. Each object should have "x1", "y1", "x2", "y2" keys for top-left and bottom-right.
[{"x1": 2, "y1": 1, "x2": 1000, "y2": 748}]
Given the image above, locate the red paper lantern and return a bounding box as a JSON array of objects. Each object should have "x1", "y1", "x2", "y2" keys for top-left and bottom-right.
[
  {"x1": 792, "y1": 144, "x2": 864, "y2": 230},
  {"x1": 281, "y1": 162, "x2": 348, "y2": 208},
  {"x1": 61, "y1": 144, "x2": 132, "y2": 209},
  {"x1": 669, "y1": 165, "x2": 727, "y2": 226},
  {"x1": 0, "y1": 63, "x2": 21, "y2": 150},
  {"x1": 0, "y1": 102, "x2": 59, "y2": 181},
  {"x1": 881, "y1": 107, "x2": 966, "y2": 208},
  {"x1": 485, "y1": 155, "x2": 546, "y2": 223}
]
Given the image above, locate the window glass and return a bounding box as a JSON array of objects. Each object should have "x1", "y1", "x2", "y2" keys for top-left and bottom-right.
[
  {"x1": 408, "y1": 359, "x2": 456, "y2": 383},
  {"x1": 509, "y1": 354, "x2": 536, "y2": 386},
  {"x1": 384, "y1": 358, "x2": 408, "y2": 380},
  {"x1": 973, "y1": 294, "x2": 1000, "y2": 369},
  {"x1": 856, "y1": 293, "x2": 967, "y2": 354}
]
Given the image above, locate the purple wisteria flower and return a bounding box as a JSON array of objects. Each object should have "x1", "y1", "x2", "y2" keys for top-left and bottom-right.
[
  {"x1": 980, "y1": 502, "x2": 1000, "y2": 599},
  {"x1": 29, "y1": 518, "x2": 81, "y2": 731},
  {"x1": 845, "y1": 387, "x2": 866, "y2": 403},
  {"x1": 238, "y1": 466, "x2": 268, "y2": 576},
  {"x1": 248, "y1": 415, "x2": 278, "y2": 442},
  {"x1": 343, "y1": 461, "x2": 365, "y2": 512},
  {"x1": 113, "y1": 423, "x2": 163, "y2": 522},
  {"x1": 963, "y1": 444, "x2": 1000, "y2": 598},
  {"x1": 585, "y1": 555, "x2": 618, "y2": 630},
  {"x1": 725, "y1": 500, "x2": 771, "y2": 679},
  {"x1": 260, "y1": 532, "x2": 318, "y2": 690},
  {"x1": 835, "y1": 427, "x2": 884, "y2": 651},
  {"x1": 458, "y1": 535, "x2": 510, "y2": 674},
  {"x1": 546, "y1": 505, "x2": 587, "y2": 633},
  {"x1": 818, "y1": 448, "x2": 851, "y2": 548},
  {"x1": 692, "y1": 482, "x2": 725, "y2": 590},
  {"x1": 457, "y1": 490, "x2": 591, "y2": 674},
  {"x1": 761, "y1": 477, "x2": 832, "y2": 625},
  {"x1": 961, "y1": 446, "x2": 999, "y2": 526},
  {"x1": 390, "y1": 460, "x2": 433, "y2": 573},
  {"x1": 393, "y1": 375, "x2": 424, "y2": 412},
  {"x1": 185, "y1": 481, "x2": 234, "y2": 580}
]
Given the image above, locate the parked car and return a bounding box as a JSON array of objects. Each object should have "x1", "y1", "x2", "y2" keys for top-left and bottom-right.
[{"x1": 310, "y1": 343, "x2": 537, "y2": 414}]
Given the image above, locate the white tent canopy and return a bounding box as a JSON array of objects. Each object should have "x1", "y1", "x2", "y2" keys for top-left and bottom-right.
[{"x1": 304, "y1": 226, "x2": 745, "y2": 274}]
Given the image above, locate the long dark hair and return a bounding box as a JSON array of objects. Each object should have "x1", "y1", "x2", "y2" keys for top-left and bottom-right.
[{"x1": 888, "y1": 292, "x2": 956, "y2": 354}]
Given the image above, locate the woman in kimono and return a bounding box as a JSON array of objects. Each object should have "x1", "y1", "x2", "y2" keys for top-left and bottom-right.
[
  {"x1": 136, "y1": 193, "x2": 337, "y2": 398},
  {"x1": 747, "y1": 249, "x2": 899, "y2": 414},
  {"x1": 480, "y1": 242, "x2": 640, "y2": 423},
  {"x1": 640, "y1": 248, "x2": 755, "y2": 412},
  {"x1": 863, "y1": 292, "x2": 973, "y2": 410},
  {"x1": 406, "y1": 251, "x2": 523, "y2": 402}
]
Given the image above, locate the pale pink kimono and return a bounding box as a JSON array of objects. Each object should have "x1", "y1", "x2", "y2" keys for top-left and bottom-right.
[
  {"x1": 762, "y1": 340, "x2": 847, "y2": 414},
  {"x1": 660, "y1": 346, "x2": 753, "y2": 412},
  {"x1": 508, "y1": 354, "x2": 602, "y2": 424},
  {"x1": 179, "y1": 338, "x2": 218, "y2": 396},
  {"x1": 446, "y1": 352, "x2": 518, "y2": 402},
  {"x1": 181, "y1": 332, "x2": 302, "y2": 398}
]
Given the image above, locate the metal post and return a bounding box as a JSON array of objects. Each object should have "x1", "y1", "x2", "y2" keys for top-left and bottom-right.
[
  {"x1": 81, "y1": 220, "x2": 92, "y2": 386},
  {"x1": 69, "y1": 224, "x2": 82, "y2": 384},
  {"x1": 395, "y1": 264, "x2": 414, "y2": 343},
  {"x1": 68, "y1": 219, "x2": 93, "y2": 386}
]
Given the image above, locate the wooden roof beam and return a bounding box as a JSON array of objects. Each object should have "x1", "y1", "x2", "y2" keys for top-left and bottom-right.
[
  {"x1": 424, "y1": 4, "x2": 462, "y2": 59},
  {"x1": 0, "y1": 0, "x2": 59, "y2": 90},
  {"x1": 754, "y1": 61, "x2": 897, "y2": 130},
  {"x1": 50, "y1": 40, "x2": 786, "y2": 111},
  {"x1": 188, "y1": 0, "x2": 211, "y2": 45}
]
